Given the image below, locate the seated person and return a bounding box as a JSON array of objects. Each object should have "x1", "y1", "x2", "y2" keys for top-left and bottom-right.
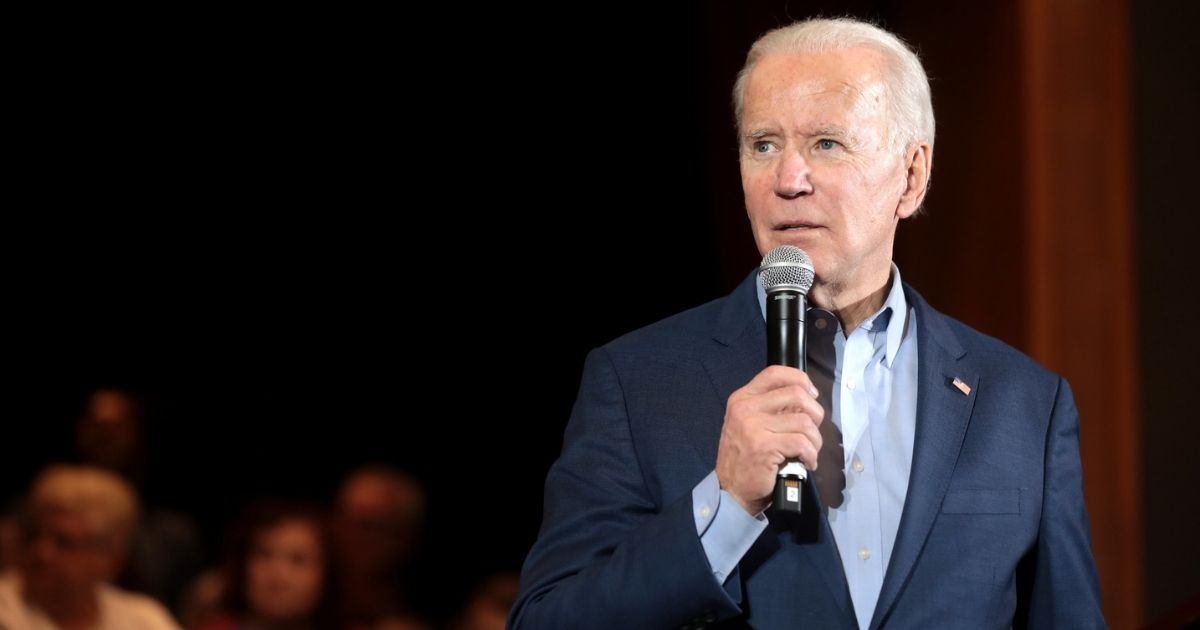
[
  {"x1": 193, "y1": 503, "x2": 335, "y2": 630},
  {"x1": 0, "y1": 464, "x2": 180, "y2": 630}
]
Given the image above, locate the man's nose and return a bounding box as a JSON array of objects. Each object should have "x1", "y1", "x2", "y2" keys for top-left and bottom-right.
[{"x1": 774, "y1": 150, "x2": 812, "y2": 199}]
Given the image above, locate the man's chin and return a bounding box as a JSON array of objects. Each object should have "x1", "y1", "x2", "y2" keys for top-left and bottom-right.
[{"x1": 759, "y1": 231, "x2": 823, "y2": 254}]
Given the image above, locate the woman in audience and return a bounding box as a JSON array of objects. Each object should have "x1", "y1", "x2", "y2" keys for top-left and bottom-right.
[{"x1": 194, "y1": 502, "x2": 335, "y2": 630}]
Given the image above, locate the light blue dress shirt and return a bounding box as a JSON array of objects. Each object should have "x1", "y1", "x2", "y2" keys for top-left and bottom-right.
[{"x1": 692, "y1": 264, "x2": 918, "y2": 629}]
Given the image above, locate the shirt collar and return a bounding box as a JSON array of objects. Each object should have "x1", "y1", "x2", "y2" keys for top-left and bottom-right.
[
  {"x1": 756, "y1": 262, "x2": 910, "y2": 368},
  {"x1": 875, "y1": 263, "x2": 909, "y2": 368}
]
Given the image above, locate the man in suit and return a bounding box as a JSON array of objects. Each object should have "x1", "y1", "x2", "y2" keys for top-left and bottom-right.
[{"x1": 509, "y1": 17, "x2": 1104, "y2": 629}]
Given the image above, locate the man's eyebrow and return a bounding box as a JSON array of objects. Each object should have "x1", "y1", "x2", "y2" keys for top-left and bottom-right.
[
  {"x1": 742, "y1": 126, "x2": 851, "y2": 139},
  {"x1": 808, "y1": 126, "x2": 849, "y2": 138}
]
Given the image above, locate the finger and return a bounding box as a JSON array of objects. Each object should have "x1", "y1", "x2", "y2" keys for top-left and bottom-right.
[
  {"x1": 733, "y1": 383, "x2": 823, "y2": 431},
  {"x1": 735, "y1": 385, "x2": 821, "y2": 423},
  {"x1": 741, "y1": 365, "x2": 818, "y2": 397},
  {"x1": 775, "y1": 433, "x2": 821, "y2": 471},
  {"x1": 762, "y1": 410, "x2": 824, "y2": 439},
  {"x1": 797, "y1": 413, "x2": 823, "y2": 462},
  {"x1": 755, "y1": 385, "x2": 825, "y2": 424}
]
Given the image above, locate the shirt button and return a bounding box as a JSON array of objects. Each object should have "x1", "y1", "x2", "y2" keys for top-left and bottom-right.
[
  {"x1": 858, "y1": 547, "x2": 871, "y2": 561},
  {"x1": 845, "y1": 379, "x2": 856, "y2": 390},
  {"x1": 700, "y1": 505, "x2": 711, "y2": 518},
  {"x1": 852, "y1": 458, "x2": 864, "y2": 473}
]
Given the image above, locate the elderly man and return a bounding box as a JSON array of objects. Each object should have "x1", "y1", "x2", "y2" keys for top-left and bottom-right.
[
  {"x1": 0, "y1": 465, "x2": 180, "y2": 630},
  {"x1": 509, "y1": 17, "x2": 1103, "y2": 629}
]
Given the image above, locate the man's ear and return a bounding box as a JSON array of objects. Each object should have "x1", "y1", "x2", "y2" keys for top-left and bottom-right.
[{"x1": 896, "y1": 141, "x2": 933, "y2": 219}]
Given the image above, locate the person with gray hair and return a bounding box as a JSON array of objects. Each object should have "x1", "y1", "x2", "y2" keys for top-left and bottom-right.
[
  {"x1": 510, "y1": 17, "x2": 1102, "y2": 629},
  {"x1": 0, "y1": 465, "x2": 181, "y2": 630}
]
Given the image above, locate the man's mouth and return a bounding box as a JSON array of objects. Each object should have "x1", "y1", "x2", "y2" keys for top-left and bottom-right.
[{"x1": 774, "y1": 222, "x2": 820, "y2": 231}]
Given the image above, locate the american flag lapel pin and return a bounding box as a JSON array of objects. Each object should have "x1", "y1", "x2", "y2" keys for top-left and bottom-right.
[{"x1": 952, "y1": 377, "x2": 971, "y2": 396}]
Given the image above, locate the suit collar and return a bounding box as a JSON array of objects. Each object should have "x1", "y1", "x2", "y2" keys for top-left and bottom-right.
[
  {"x1": 689, "y1": 271, "x2": 765, "y2": 467},
  {"x1": 903, "y1": 282, "x2": 966, "y2": 360},
  {"x1": 711, "y1": 270, "x2": 763, "y2": 348},
  {"x1": 754, "y1": 262, "x2": 912, "y2": 368}
]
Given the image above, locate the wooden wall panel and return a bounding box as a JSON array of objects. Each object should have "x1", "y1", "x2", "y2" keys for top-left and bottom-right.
[{"x1": 1019, "y1": 0, "x2": 1143, "y2": 626}]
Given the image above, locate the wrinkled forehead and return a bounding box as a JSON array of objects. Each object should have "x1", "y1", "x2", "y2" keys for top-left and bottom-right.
[{"x1": 741, "y1": 49, "x2": 891, "y2": 129}]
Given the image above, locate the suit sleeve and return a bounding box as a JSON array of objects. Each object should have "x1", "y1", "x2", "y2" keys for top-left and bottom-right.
[
  {"x1": 1023, "y1": 377, "x2": 1106, "y2": 628},
  {"x1": 508, "y1": 347, "x2": 744, "y2": 629}
]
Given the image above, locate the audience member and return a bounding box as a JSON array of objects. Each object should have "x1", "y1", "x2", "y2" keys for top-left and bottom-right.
[{"x1": 0, "y1": 464, "x2": 180, "y2": 630}]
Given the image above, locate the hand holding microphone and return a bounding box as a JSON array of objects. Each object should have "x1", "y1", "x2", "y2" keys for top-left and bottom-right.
[{"x1": 715, "y1": 245, "x2": 823, "y2": 516}]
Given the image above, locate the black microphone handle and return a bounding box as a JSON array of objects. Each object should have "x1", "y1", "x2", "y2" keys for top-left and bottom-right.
[
  {"x1": 767, "y1": 289, "x2": 807, "y2": 515},
  {"x1": 766, "y1": 290, "x2": 807, "y2": 370}
]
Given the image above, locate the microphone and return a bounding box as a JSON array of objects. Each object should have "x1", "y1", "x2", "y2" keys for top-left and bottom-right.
[{"x1": 759, "y1": 245, "x2": 814, "y2": 515}]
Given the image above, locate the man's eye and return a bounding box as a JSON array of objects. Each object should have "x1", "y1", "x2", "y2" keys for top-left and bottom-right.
[
  {"x1": 817, "y1": 139, "x2": 838, "y2": 150},
  {"x1": 753, "y1": 141, "x2": 773, "y2": 153}
]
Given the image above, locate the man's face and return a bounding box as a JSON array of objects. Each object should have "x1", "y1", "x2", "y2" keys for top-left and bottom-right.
[
  {"x1": 739, "y1": 48, "x2": 924, "y2": 298},
  {"x1": 76, "y1": 390, "x2": 142, "y2": 472},
  {"x1": 333, "y1": 475, "x2": 422, "y2": 576},
  {"x1": 19, "y1": 509, "x2": 117, "y2": 601}
]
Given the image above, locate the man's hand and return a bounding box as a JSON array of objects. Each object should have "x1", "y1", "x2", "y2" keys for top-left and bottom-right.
[{"x1": 715, "y1": 365, "x2": 824, "y2": 515}]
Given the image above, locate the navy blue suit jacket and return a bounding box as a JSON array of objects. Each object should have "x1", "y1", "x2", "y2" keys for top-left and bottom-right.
[{"x1": 510, "y1": 272, "x2": 1104, "y2": 629}]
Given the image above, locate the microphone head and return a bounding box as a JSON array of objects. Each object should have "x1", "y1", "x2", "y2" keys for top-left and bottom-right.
[{"x1": 759, "y1": 245, "x2": 814, "y2": 295}]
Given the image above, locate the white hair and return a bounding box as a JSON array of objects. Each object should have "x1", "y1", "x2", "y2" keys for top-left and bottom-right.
[
  {"x1": 732, "y1": 18, "x2": 935, "y2": 153},
  {"x1": 29, "y1": 464, "x2": 138, "y2": 554}
]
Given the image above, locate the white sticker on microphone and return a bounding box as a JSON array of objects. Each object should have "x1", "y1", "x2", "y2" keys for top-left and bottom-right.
[
  {"x1": 780, "y1": 461, "x2": 808, "y2": 478},
  {"x1": 786, "y1": 487, "x2": 799, "y2": 502}
]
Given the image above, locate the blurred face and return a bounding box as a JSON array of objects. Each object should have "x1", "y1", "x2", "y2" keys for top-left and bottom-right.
[
  {"x1": 246, "y1": 519, "x2": 325, "y2": 622},
  {"x1": 20, "y1": 509, "x2": 118, "y2": 602},
  {"x1": 76, "y1": 390, "x2": 142, "y2": 472},
  {"x1": 739, "y1": 48, "x2": 927, "y2": 301},
  {"x1": 334, "y1": 475, "x2": 421, "y2": 576}
]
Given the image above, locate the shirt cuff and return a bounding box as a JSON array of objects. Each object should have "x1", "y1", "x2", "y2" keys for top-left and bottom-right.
[{"x1": 691, "y1": 470, "x2": 769, "y2": 584}]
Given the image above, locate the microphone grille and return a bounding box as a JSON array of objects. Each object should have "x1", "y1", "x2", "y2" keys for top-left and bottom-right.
[{"x1": 759, "y1": 245, "x2": 814, "y2": 294}]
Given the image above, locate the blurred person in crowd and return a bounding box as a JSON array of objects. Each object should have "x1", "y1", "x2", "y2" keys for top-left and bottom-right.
[
  {"x1": 448, "y1": 572, "x2": 517, "y2": 630},
  {"x1": 0, "y1": 464, "x2": 181, "y2": 630},
  {"x1": 193, "y1": 502, "x2": 336, "y2": 630},
  {"x1": 331, "y1": 466, "x2": 426, "y2": 628},
  {"x1": 178, "y1": 569, "x2": 226, "y2": 630},
  {"x1": 75, "y1": 388, "x2": 149, "y2": 482},
  {"x1": 75, "y1": 387, "x2": 203, "y2": 612}
]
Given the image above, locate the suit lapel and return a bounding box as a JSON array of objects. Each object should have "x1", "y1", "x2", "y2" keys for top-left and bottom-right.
[
  {"x1": 692, "y1": 272, "x2": 765, "y2": 465},
  {"x1": 698, "y1": 272, "x2": 856, "y2": 622},
  {"x1": 869, "y1": 287, "x2": 979, "y2": 630}
]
